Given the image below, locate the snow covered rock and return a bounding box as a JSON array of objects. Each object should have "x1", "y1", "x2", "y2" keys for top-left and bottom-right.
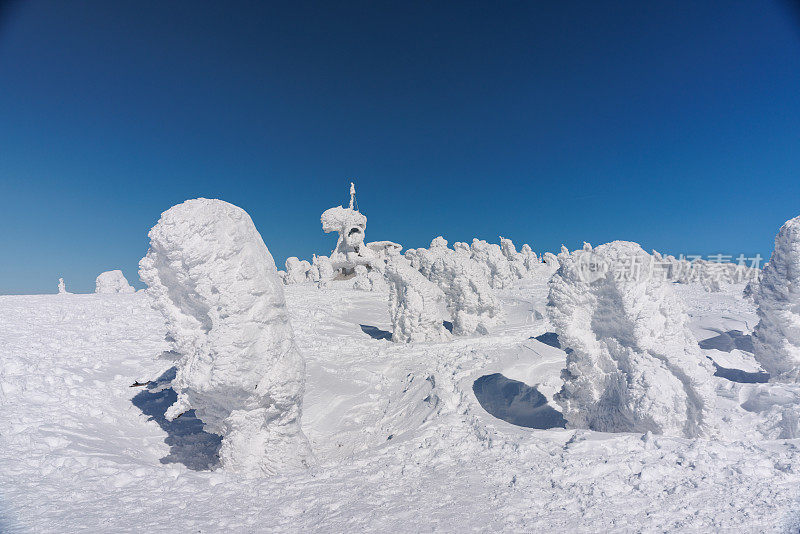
[
  {"x1": 549, "y1": 241, "x2": 716, "y2": 437},
  {"x1": 385, "y1": 257, "x2": 451, "y2": 343},
  {"x1": 95, "y1": 270, "x2": 135, "y2": 294},
  {"x1": 139, "y1": 198, "x2": 313, "y2": 475},
  {"x1": 753, "y1": 215, "x2": 800, "y2": 380}
]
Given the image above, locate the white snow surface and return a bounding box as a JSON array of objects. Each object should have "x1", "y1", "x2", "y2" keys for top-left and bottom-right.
[
  {"x1": 549, "y1": 241, "x2": 717, "y2": 437},
  {"x1": 753, "y1": 215, "x2": 800, "y2": 380},
  {"x1": 3, "y1": 276, "x2": 800, "y2": 531},
  {"x1": 138, "y1": 198, "x2": 312, "y2": 475},
  {"x1": 95, "y1": 270, "x2": 135, "y2": 294}
]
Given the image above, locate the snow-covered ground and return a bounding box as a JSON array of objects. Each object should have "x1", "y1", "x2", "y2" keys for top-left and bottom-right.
[{"x1": 2, "y1": 280, "x2": 800, "y2": 532}]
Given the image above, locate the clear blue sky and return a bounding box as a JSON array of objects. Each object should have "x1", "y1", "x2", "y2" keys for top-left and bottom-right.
[{"x1": 1, "y1": 1, "x2": 799, "y2": 294}]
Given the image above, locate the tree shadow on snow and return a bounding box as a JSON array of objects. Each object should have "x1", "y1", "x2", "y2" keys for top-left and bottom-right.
[
  {"x1": 360, "y1": 324, "x2": 393, "y2": 340},
  {"x1": 131, "y1": 367, "x2": 222, "y2": 471},
  {"x1": 473, "y1": 373, "x2": 566, "y2": 429},
  {"x1": 707, "y1": 358, "x2": 770, "y2": 384},
  {"x1": 531, "y1": 332, "x2": 572, "y2": 354},
  {"x1": 699, "y1": 329, "x2": 755, "y2": 353}
]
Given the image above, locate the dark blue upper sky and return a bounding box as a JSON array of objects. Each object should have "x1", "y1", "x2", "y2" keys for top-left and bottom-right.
[{"x1": 1, "y1": 1, "x2": 799, "y2": 293}]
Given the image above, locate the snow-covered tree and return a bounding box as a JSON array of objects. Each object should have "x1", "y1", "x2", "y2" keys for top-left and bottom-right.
[
  {"x1": 385, "y1": 257, "x2": 451, "y2": 343},
  {"x1": 95, "y1": 270, "x2": 135, "y2": 294},
  {"x1": 407, "y1": 237, "x2": 504, "y2": 335},
  {"x1": 549, "y1": 241, "x2": 716, "y2": 437},
  {"x1": 284, "y1": 257, "x2": 311, "y2": 284},
  {"x1": 57, "y1": 278, "x2": 67, "y2": 294},
  {"x1": 752, "y1": 215, "x2": 800, "y2": 380},
  {"x1": 139, "y1": 198, "x2": 313, "y2": 475}
]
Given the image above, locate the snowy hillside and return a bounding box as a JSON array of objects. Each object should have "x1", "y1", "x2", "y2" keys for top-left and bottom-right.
[{"x1": 2, "y1": 278, "x2": 800, "y2": 532}]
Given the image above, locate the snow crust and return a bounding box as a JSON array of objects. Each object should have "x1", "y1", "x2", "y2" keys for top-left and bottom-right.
[
  {"x1": 138, "y1": 198, "x2": 312, "y2": 474},
  {"x1": 753, "y1": 215, "x2": 800, "y2": 380},
  {"x1": 549, "y1": 241, "x2": 717, "y2": 437},
  {"x1": 95, "y1": 270, "x2": 135, "y2": 294}
]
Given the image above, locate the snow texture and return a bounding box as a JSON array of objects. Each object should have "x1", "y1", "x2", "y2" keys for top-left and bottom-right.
[
  {"x1": 138, "y1": 198, "x2": 312, "y2": 475},
  {"x1": 549, "y1": 241, "x2": 717, "y2": 437},
  {"x1": 753, "y1": 215, "x2": 800, "y2": 380},
  {"x1": 385, "y1": 257, "x2": 451, "y2": 343},
  {"x1": 95, "y1": 270, "x2": 135, "y2": 294}
]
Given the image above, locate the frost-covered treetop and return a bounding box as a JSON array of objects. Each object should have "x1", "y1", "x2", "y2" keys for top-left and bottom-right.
[
  {"x1": 321, "y1": 205, "x2": 367, "y2": 234},
  {"x1": 753, "y1": 215, "x2": 800, "y2": 379}
]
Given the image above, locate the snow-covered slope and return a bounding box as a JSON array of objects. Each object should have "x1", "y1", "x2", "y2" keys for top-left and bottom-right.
[{"x1": 2, "y1": 280, "x2": 800, "y2": 532}]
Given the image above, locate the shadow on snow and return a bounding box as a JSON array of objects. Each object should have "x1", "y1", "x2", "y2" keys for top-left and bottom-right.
[
  {"x1": 131, "y1": 367, "x2": 222, "y2": 471},
  {"x1": 473, "y1": 373, "x2": 566, "y2": 430}
]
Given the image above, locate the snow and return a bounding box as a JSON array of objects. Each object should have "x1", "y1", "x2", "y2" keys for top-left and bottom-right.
[
  {"x1": 138, "y1": 198, "x2": 312, "y2": 475},
  {"x1": 753, "y1": 215, "x2": 800, "y2": 380},
  {"x1": 57, "y1": 277, "x2": 67, "y2": 294},
  {"x1": 407, "y1": 237, "x2": 504, "y2": 335},
  {"x1": 95, "y1": 270, "x2": 135, "y2": 294},
  {"x1": 3, "y1": 272, "x2": 800, "y2": 531},
  {"x1": 385, "y1": 257, "x2": 451, "y2": 343},
  {"x1": 549, "y1": 241, "x2": 717, "y2": 437}
]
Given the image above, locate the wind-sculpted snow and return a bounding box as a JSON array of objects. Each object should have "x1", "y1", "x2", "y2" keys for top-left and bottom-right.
[
  {"x1": 385, "y1": 257, "x2": 451, "y2": 343},
  {"x1": 549, "y1": 241, "x2": 717, "y2": 437},
  {"x1": 753, "y1": 215, "x2": 800, "y2": 380},
  {"x1": 407, "y1": 237, "x2": 504, "y2": 335},
  {"x1": 95, "y1": 270, "x2": 135, "y2": 294},
  {"x1": 138, "y1": 198, "x2": 312, "y2": 475}
]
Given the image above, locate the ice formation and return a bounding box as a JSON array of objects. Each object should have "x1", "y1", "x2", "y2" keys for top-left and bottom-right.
[
  {"x1": 549, "y1": 241, "x2": 716, "y2": 437},
  {"x1": 752, "y1": 216, "x2": 800, "y2": 380},
  {"x1": 138, "y1": 198, "x2": 312, "y2": 474},
  {"x1": 406, "y1": 237, "x2": 504, "y2": 335},
  {"x1": 57, "y1": 278, "x2": 67, "y2": 294},
  {"x1": 385, "y1": 257, "x2": 451, "y2": 343},
  {"x1": 95, "y1": 270, "x2": 135, "y2": 294}
]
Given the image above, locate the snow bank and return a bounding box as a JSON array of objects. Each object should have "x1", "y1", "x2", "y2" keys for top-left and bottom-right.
[
  {"x1": 385, "y1": 257, "x2": 451, "y2": 343},
  {"x1": 549, "y1": 241, "x2": 716, "y2": 437},
  {"x1": 139, "y1": 198, "x2": 312, "y2": 474},
  {"x1": 753, "y1": 215, "x2": 800, "y2": 380},
  {"x1": 95, "y1": 270, "x2": 135, "y2": 294}
]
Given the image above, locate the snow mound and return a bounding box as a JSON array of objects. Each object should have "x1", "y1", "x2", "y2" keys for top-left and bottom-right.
[
  {"x1": 138, "y1": 198, "x2": 313, "y2": 475},
  {"x1": 753, "y1": 215, "x2": 800, "y2": 380},
  {"x1": 386, "y1": 257, "x2": 451, "y2": 343},
  {"x1": 95, "y1": 270, "x2": 135, "y2": 294},
  {"x1": 549, "y1": 241, "x2": 717, "y2": 437}
]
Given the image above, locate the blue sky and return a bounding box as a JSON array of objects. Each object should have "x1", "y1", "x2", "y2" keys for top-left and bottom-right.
[{"x1": 1, "y1": 1, "x2": 799, "y2": 294}]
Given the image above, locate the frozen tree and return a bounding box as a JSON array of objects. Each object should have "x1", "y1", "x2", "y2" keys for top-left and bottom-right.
[
  {"x1": 549, "y1": 241, "x2": 716, "y2": 438},
  {"x1": 57, "y1": 278, "x2": 67, "y2": 294},
  {"x1": 520, "y1": 243, "x2": 539, "y2": 272},
  {"x1": 139, "y1": 198, "x2": 313, "y2": 475},
  {"x1": 500, "y1": 237, "x2": 527, "y2": 278},
  {"x1": 313, "y1": 255, "x2": 335, "y2": 288},
  {"x1": 470, "y1": 239, "x2": 514, "y2": 289},
  {"x1": 407, "y1": 237, "x2": 504, "y2": 335},
  {"x1": 284, "y1": 257, "x2": 311, "y2": 284},
  {"x1": 385, "y1": 257, "x2": 451, "y2": 343},
  {"x1": 95, "y1": 270, "x2": 135, "y2": 294},
  {"x1": 352, "y1": 264, "x2": 371, "y2": 291},
  {"x1": 752, "y1": 215, "x2": 800, "y2": 380}
]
